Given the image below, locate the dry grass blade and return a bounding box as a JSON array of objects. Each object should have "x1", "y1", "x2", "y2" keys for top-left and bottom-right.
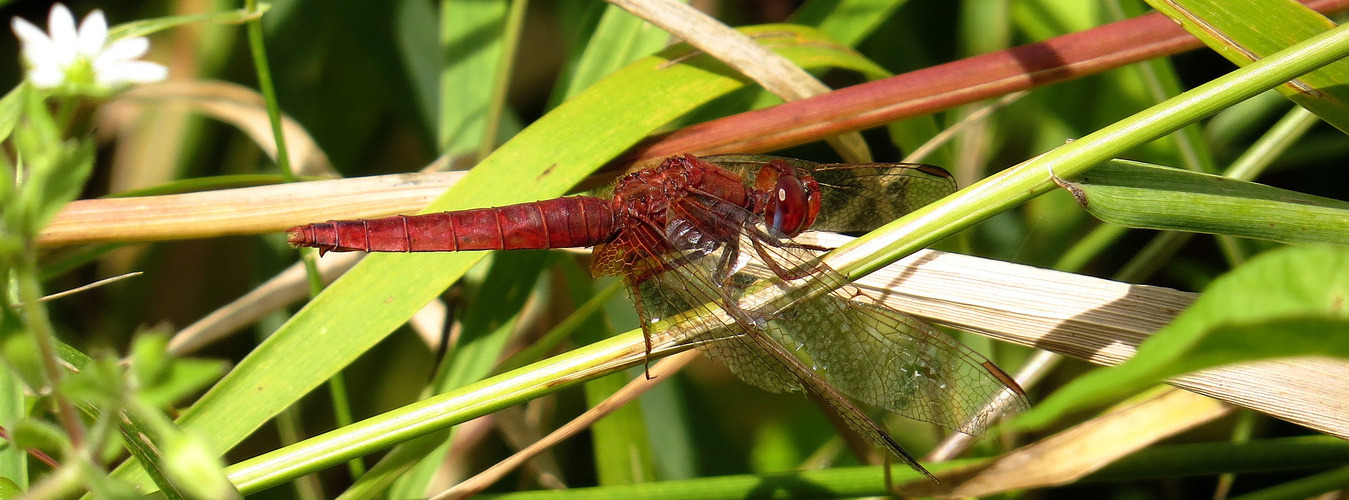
[
  {"x1": 905, "y1": 387, "x2": 1232, "y2": 496},
  {"x1": 166, "y1": 253, "x2": 359, "y2": 355},
  {"x1": 168, "y1": 249, "x2": 448, "y2": 355},
  {"x1": 800, "y1": 232, "x2": 1349, "y2": 441},
  {"x1": 38, "y1": 171, "x2": 465, "y2": 246},
  {"x1": 108, "y1": 81, "x2": 334, "y2": 176},
  {"x1": 609, "y1": 0, "x2": 872, "y2": 162},
  {"x1": 37, "y1": 272, "x2": 143, "y2": 303}
]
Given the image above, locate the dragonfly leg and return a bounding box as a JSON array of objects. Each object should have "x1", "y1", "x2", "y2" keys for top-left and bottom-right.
[{"x1": 748, "y1": 233, "x2": 829, "y2": 282}]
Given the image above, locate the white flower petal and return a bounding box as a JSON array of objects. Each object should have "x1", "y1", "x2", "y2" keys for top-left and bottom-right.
[
  {"x1": 28, "y1": 65, "x2": 64, "y2": 88},
  {"x1": 76, "y1": 9, "x2": 108, "y2": 57},
  {"x1": 12, "y1": 17, "x2": 57, "y2": 64},
  {"x1": 100, "y1": 36, "x2": 149, "y2": 62},
  {"x1": 96, "y1": 60, "x2": 167, "y2": 86},
  {"x1": 47, "y1": 4, "x2": 77, "y2": 48}
]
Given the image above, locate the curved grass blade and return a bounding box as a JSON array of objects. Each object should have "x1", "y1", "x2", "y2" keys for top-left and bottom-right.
[
  {"x1": 1071, "y1": 159, "x2": 1349, "y2": 246},
  {"x1": 1149, "y1": 0, "x2": 1349, "y2": 132}
]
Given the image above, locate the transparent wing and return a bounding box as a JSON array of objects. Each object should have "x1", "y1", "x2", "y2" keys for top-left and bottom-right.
[
  {"x1": 747, "y1": 241, "x2": 1031, "y2": 435},
  {"x1": 697, "y1": 154, "x2": 958, "y2": 232},
  {"x1": 620, "y1": 223, "x2": 936, "y2": 478}
]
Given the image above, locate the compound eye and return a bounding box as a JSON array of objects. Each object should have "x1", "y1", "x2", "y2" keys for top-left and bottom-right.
[{"x1": 765, "y1": 175, "x2": 810, "y2": 236}]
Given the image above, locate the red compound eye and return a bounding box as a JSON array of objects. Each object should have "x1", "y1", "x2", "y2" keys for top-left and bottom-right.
[{"x1": 766, "y1": 173, "x2": 811, "y2": 236}]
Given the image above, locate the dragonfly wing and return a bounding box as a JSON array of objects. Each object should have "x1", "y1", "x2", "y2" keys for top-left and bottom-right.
[
  {"x1": 694, "y1": 154, "x2": 958, "y2": 233},
  {"x1": 626, "y1": 223, "x2": 936, "y2": 480},
  {"x1": 809, "y1": 164, "x2": 957, "y2": 232},
  {"x1": 631, "y1": 263, "x2": 802, "y2": 395},
  {"x1": 608, "y1": 216, "x2": 801, "y2": 395},
  {"x1": 745, "y1": 239, "x2": 1030, "y2": 435}
]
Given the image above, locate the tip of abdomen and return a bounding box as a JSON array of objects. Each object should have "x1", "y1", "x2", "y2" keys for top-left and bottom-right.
[{"x1": 285, "y1": 225, "x2": 310, "y2": 247}]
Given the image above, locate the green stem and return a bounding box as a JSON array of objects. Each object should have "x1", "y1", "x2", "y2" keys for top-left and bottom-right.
[
  {"x1": 14, "y1": 249, "x2": 84, "y2": 449},
  {"x1": 243, "y1": 0, "x2": 293, "y2": 182},
  {"x1": 476, "y1": 0, "x2": 530, "y2": 161}
]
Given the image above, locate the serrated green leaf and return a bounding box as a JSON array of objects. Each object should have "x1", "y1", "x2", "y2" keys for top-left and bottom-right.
[
  {"x1": 1072, "y1": 160, "x2": 1349, "y2": 246},
  {"x1": 1016, "y1": 245, "x2": 1349, "y2": 429}
]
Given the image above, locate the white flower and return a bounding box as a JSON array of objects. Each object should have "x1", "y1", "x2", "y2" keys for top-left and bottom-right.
[{"x1": 11, "y1": 3, "x2": 167, "y2": 94}]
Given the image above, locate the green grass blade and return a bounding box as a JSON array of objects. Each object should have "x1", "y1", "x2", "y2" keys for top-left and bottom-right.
[
  {"x1": 469, "y1": 436, "x2": 1349, "y2": 498},
  {"x1": 1148, "y1": 0, "x2": 1349, "y2": 133},
  {"x1": 790, "y1": 0, "x2": 911, "y2": 47},
  {"x1": 439, "y1": 0, "x2": 509, "y2": 155},
  {"x1": 559, "y1": 4, "x2": 674, "y2": 100},
  {"x1": 1073, "y1": 160, "x2": 1349, "y2": 246},
  {"x1": 387, "y1": 252, "x2": 551, "y2": 496},
  {"x1": 567, "y1": 266, "x2": 655, "y2": 486}
]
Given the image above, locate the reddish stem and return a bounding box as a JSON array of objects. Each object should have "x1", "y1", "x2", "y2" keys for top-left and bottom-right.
[
  {"x1": 613, "y1": 0, "x2": 1349, "y2": 169},
  {"x1": 0, "y1": 423, "x2": 61, "y2": 468}
]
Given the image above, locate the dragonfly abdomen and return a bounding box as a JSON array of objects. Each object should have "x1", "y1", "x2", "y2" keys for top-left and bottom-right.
[{"x1": 286, "y1": 196, "x2": 619, "y2": 253}]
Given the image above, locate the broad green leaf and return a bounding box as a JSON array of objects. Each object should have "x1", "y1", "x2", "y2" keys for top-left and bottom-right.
[
  {"x1": 110, "y1": 24, "x2": 894, "y2": 491},
  {"x1": 1147, "y1": 0, "x2": 1349, "y2": 134},
  {"x1": 559, "y1": 3, "x2": 676, "y2": 100},
  {"x1": 439, "y1": 0, "x2": 509, "y2": 155},
  {"x1": 1016, "y1": 245, "x2": 1349, "y2": 429},
  {"x1": 1072, "y1": 160, "x2": 1349, "y2": 246},
  {"x1": 393, "y1": 0, "x2": 440, "y2": 137}
]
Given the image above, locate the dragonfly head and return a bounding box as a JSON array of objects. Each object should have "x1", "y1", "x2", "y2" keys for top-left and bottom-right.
[{"x1": 756, "y1": 160, "x2": 821, "y2": 237}]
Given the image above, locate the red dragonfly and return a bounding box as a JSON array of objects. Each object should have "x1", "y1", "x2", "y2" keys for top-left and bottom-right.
[{"x1": 288, "y1": 154, "x2": 1028, "y2": 481}]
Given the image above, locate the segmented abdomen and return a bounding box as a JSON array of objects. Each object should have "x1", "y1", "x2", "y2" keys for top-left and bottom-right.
[{"x1": 286, "y1": 196, "x2": 618, "y2": 253}]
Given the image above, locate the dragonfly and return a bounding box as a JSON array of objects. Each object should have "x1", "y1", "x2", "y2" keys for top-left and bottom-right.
[{"x1": 287, "y1": 153, "x2": 1029, "y2": 482}]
